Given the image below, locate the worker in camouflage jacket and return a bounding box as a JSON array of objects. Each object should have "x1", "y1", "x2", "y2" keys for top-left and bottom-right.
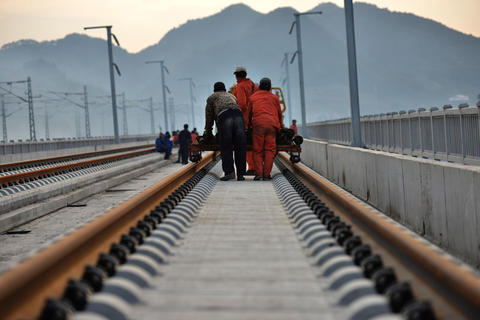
[{"x1": 204, "y1": 82, "x2": 246, "y2": 181}]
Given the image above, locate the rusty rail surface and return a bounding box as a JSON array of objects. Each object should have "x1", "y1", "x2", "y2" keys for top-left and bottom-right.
[
  {"x1": 277, "y1": 152, "x2": 480, "y2": 319},
  {"x1": 0, "y1": 152, "x2": 216, "y2": 320},
  {"x1": 0, "y1": 147, "x2": 155, "y2": 187},
  {"x1": 0, "y1": 143, "x2": 154, "y2": 172}
]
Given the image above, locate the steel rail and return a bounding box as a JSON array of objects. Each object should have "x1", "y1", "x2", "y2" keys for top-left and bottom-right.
[
  {"x1": 0, "y1": 143, "x2": 154, "y2": 172},
  {"x1": 0, "y1": 147, "x2": 155, "y2": 187},
  {"x1": 277, "y1": 152, "x2": 480, "y2": 319},
  {"x1": 0, "y1": 152, "x2": 216, "y2": 320}
]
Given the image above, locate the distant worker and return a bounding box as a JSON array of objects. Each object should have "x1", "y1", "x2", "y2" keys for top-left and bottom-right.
[
  {"x1": 172, "y1": 131, "x2": 179, "y2": 146},
  {"x1": 249, "y1": 77, "x2": 283, "y2": 181},
  {"x1": 191, "y1": 127, "x2": 198, "y2": 144},
  {"x1": 290, "y1": 119, "x2": 298, "y2": 136},
  {"x1": 155, "y1": 133, "x2": 163, "y2": 152},
  {"x1": 156, "y1": 132, "x2": 173, "y2": 160},
  {"x1": 178, "y1": 124, "x2": 192, "y2": 165},
  {"x1": 233, "y1": 66, "x2": 258, "y2": 175},
  {"x1": 205, "y1": 81, "x2": 246, "y2": 181}
]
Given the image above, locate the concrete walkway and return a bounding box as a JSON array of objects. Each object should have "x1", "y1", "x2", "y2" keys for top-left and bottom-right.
[{"x1": 130, "y1": 167, "x2": 338, "y2": 320}]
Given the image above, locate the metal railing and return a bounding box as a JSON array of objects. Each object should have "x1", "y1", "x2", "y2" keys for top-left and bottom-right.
[{"x1": 305, "y1": 104, "x2": 480, "y2": 165}]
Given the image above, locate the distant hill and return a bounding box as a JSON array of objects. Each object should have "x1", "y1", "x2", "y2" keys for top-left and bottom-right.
[{"x1": 0, "y1": 2, "x2": 479, "y2": 140}]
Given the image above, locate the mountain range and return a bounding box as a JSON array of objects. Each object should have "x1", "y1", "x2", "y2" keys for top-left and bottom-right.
[{"x1": 0, "y1": 2, "x2": 479, "y2": 140}]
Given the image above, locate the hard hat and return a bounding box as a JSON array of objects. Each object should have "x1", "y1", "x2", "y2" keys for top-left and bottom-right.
[{"x1": 233, "y1": 66, "x2": 247, "y2": 74}]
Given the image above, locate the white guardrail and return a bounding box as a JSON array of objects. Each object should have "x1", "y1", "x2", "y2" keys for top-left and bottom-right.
[
  {"x1": 305, "y1": 104, "x2": 480, "y2": 165},
  {"x1": 0, "y1": 134, "x2": 156, "y2": 156}
]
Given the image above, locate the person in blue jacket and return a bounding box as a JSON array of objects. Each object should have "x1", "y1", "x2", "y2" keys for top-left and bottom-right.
[{"x1": 155, "y1": 132, "x2": 173, "y2": 159}]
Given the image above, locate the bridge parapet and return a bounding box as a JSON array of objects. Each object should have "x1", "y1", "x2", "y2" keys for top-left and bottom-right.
[
  {"x1": 304, "y1": 105, "x2": 480, "y2": 166},
  {"x1": 301, "y1": 138, "x2": 480, "y2": 269},
  {"x1": 0, "y1": 134, "x2": 156, "y2": 162}
]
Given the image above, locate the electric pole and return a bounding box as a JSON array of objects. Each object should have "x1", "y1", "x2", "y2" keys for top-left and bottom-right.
[
  {"x1": 121, "y1": 92, "x2": 128, "y2": 136},
  {"x1": 27, "y1": 77, "x2": 36, "y2": 141},
  {"x1": 344, "y1": 0, "x2": 363, "y2": 147},
  {"x1": 83, "y1": 85, "x2": 91, "y2": 137},
  {"x1": 49, "y1": 89, "x2": 92, "y2": 138},
  {"x1": 169, "y1": 97, "x2": 175, "y2": 132},
  {"x1": 179, "y1": 77, "x2": 196, "y2": 129},
  {"x1": 0, "y1": 78, "x2": 37, "y2": 141},
  {"x1": 149, "y1": 97, "x2": 155, "y2": 134},
  {"x1": 44, "y1": 104, "x2": 50, "y2": 140},
  {"x1": 289, "y1": 11, "x2": 322, "y2": 138},
  {"x1": 145, "y1": 60, "x2": 170, "y2": 133},
  {"x1": 281, "y1": 53, "x2": 293, "y2": 126},
  {"x1": 84, "y1": 25, "x2": 122, "y2": 143},
  {"x1": 1, "y1": 98, "x2": 6, "y2": 142}
]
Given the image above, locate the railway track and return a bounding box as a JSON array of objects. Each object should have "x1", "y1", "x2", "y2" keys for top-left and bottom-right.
[
  {"x1": 0, "y1": 151, "x2": 478, "y2": 319},
  {"x1": 0, "y1": 144, "x2": 155, "y2": 190},
  {"x1": 275, "y1": 153, "x2": 480, "y2": 319}
]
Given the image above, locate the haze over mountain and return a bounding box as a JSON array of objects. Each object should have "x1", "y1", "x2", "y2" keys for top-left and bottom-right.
[{"x1": 0, "y1": 2, "x2": 479, "y2": 140}]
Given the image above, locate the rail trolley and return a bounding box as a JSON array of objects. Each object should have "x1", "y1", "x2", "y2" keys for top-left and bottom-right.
[{"x1": 189, "y1": 87, "x2": 303, "y2": 164}]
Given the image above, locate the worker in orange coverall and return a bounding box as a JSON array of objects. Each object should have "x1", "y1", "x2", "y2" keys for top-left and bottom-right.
[
  {"x1": 249, "y1": 77, "x2": 283, "y2": 181},
  {"x1": 233, "y1": 66, "x2": 258, "y2": 175}
]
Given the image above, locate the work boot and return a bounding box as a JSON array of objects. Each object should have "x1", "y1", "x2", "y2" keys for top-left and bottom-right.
[
  {"x1": 245, "y1": 169, "x2": 255, "y2": 176},
  {"x1": 253, "y1": 176, "x2": 262, "y2": 181},
  {"x1": 220, "y1": 172, "x2": 235, "y2": 181},
  {"x1": 237, "y1": 175, "x2": 245, "y2": 181}
]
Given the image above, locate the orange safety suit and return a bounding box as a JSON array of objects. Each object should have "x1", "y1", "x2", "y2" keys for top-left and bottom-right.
[
  {"x1": 249, "y1": 90, "x2": 283, "y2": 178},
  {"x1": 234, "y1": 78, "x2": 258, "y2": 171}
]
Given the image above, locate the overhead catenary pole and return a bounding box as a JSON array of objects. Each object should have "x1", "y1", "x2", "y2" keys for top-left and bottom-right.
[
  {"x1": 289, "y1": 11, "x2": 322, "y2": 138},
  {"x1": 44, "y1": 104, "x2": 50, "y2": 140},
  {"x1": 121, "y1": 92, "x2": 128, "y2": 136},
  {"x1": 1, "y1": 99, "x2": 6, "y2": 142},
  {"x1": 282, "y1": 53, "x2": 293, "y2": 125},
  {"x1": 149, "y1": 97, "x2": 155, "y2": 134},
  {"x1": 169, "y1": 97, "x2": 175, "y2": 132},
  {"x1": 179, "y1": 77, "x2": 196, "y2": 129},
  {"x1": 189, "y1": 80, "x2": 195, "y2": 128},
  {"x1": 48, "y1": 89, "x2": 91, "y2": 138},
  {"x1": 106, "y1": 27, "x2": 120, "y2": 142},
  {"x1": 161, "y1": 61, "x2": 169, "y2": 132},
  {"x1": 84, "y1": 25, "x2": 121, "y2": 143},
  {"x1": 145, "y1": 60, "x2": 170, "y2": 133},
  {"x1": 27, "y1": 77, "x2": 36, "y2": 141},
  {"x1": 344, "y1": 0, "x2": 363, "y2": 147},
  {"x1": 294, "y1": 15, "x2": 306, "y2": 137},
  {"x1": 83, "y1": 85, "x2": 91, "y2": 138}
]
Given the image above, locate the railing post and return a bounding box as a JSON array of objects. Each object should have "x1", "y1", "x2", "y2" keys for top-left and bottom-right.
[
  {"x1": 408, "y1": 110, "x2": 415, "y2": 155},
  {"x1": 430, "y1": 107, "x2": 438, "y2": 158},
  {"x1": 380, "y1": 114, "x2": 384, "y2": 150},
  {"x1": 418, "y1": 108, "x2": 425, "y2": 155},
  {"x1": 399, "y1": 111, "x2": 405, "y2": 154},
  {"x1": 392, "y1": 112, "x2": 398, "y2": 152},
  {"x1": 477, "y1": 102, "x2": 480, "y2": 158},
  {"x1": 385, "y1": 114, "x2": 390, "y2": 152},
  {"x1": 443, "y1": 105, "x2": 452, "y2": 161},
  {"x1": 458, "y1": 103, "x2": 468, "y2": 163}
]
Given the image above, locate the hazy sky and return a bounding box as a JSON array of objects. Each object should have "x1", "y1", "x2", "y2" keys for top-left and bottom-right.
[{"x1": 1, "y1": 0, "x2": 479, "y2": 53}]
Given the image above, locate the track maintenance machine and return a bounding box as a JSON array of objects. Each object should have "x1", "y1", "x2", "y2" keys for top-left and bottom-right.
[{"x1": 189, "y1": 87, "x2": 303, "y2": 163}]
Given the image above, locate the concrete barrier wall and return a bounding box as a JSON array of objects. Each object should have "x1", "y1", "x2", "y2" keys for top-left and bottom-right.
[
  {"x1": 301, "y1": 139, "x2": 480, "y2": 268},
  {"x1": 0, "y1": 135, "x2": 156, "y2": 163}
]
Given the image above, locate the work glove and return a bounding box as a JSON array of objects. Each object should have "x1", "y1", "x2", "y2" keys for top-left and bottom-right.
[{"x1": 203, "y1": 130, "x2": 214, "y2": 143}]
